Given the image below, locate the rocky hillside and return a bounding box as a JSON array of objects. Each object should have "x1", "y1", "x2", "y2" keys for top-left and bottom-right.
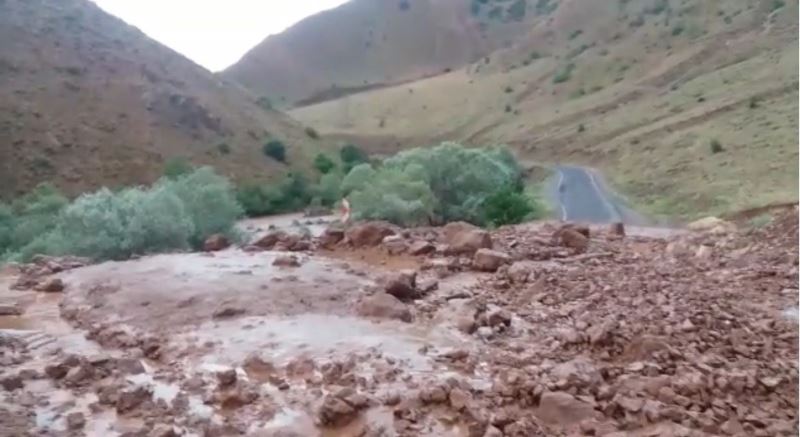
[
  {"x1": 0, "y1": 0, "x2": 324, "y2": 199},
  {"x1": 222, "y1": 0, "x2": 534, "y2": 106},
  {"x1": 292, "y1": 0, "x2": 799, "y2": 219}
]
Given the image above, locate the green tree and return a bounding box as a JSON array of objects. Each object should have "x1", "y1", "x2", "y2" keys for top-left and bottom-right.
[
  {"x1": 340, "y1": 144, "x2": 368, "y2": 172},
  {"x1": 314, "y1": 153, "x2": 336, "y2": 174},
  {"x1": 163, "y1": 157, "x2": 193, "y2": 179},
  {"x1": 263, "y1": 140, "x2": 287, "y2": 162}
]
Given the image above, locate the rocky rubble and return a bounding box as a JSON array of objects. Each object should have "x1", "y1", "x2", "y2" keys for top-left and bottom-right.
[{"x1": 1, "y1": 210, "x2": 797, "y2": 437}]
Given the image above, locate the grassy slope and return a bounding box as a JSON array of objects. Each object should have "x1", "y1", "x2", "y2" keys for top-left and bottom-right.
[
  {"x1": 0, "y1": 0, "x2": 326, "y2": 199},
  {"x1": 292, "y1": 0, "x2": 798, "y2": 219}
]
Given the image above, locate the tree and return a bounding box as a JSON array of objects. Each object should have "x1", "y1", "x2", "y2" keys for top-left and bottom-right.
[
  {"x1": 263, "y1": 140, "x2": 287, "y2": 162},
  {"x1": 340, "y1": 144, "x2": 368, "y2": 172},
  {"x1": 314, "y1": 153, "x2": 336, "y2": 174}
]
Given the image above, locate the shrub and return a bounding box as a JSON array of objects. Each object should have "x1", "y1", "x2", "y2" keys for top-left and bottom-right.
[
  {"x1": 749, "y1": 97, "x2": 759, "y2": 109},
  {"x1": 569, "y1": 29, "x2": 583, "y2": 40},
  {"x1": 312, "y1": 172, "x2": 343, "y2": 207},
  {"x1": 340, "y1": 144, "x2": 368, "y2": 172},
  {"x1": 263, "y1": 140, "x2": 287, "y2": 162},
  {"x1": 7, "y1": 168, "x2": 241, "y2": 261},
  {"x1": 671, "y1": 23, "x2": 685, "y2": 35},
  {"x1": 217, "y1": 143, "x2": 231, "y2": 155},
  {"x1": 507, "y1": 0, "x2": 527, "y2": 21},
  {"x1": 710, "y1": 139, "x2": 724, "y2": 154},
  {"x1": 505, "y1": 104, "x2": 512, "y2": 113},
  {"x1": 305, "y1": 127, "x2": 319, "y2": 139},
  {"x1": 504, "y1": 86, "x2": 514, "y2": 93},
  {"x1": 163, "y1": 157, "x2": 193, "y2": 179},
  {"x1": 314, "y1": 153, "x2": 336, "y2": 174},
  {"x1": 771, "y1": 0, "x2": 785, "y2": 12},
  {"x1": 578, "y1": 123, "x2": 586, "y2": 132},
  {"x1": 256, "y1": 96, "x2": 272, "y2": 110},
  {"x1": 553, "y1": 63, "x2": 575, "y2": 84},
  {"x1": 8, "y1": 184, "x2": 68, "y2": 253},
  {"x1": 350, "y1": 167, "x2": 436, "y2": 226},
  {"x1": 236, "y1": 183, "x2": 282, "y2": 217},
  {"x1": 482, "y1": 186, "x2": 539, "y2": 227},
  {"x1": 341, "y1": 163, "x2": 377, "y2": 195}
]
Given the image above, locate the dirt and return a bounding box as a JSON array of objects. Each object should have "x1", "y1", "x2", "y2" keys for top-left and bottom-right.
[{"x1": 1, "y1": 211, "x2": 797, "y2": 436}]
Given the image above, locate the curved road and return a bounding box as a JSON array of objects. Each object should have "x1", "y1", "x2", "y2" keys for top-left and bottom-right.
[{"x1": 551, "y1": 166, "x2": 624, "y2": 224}]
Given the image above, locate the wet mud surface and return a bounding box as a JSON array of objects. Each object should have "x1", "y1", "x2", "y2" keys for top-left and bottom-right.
[{"x1": 1, "y1": 212, "x2": 798, "y2": 436}]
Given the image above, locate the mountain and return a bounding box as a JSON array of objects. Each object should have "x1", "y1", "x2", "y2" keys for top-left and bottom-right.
[
  {"x1": 290, "y1": 0, "x2": 799, "y2": 219},
  {"x1": 0, "y1": 0, "x2": 323, "y2": 198},
  {"x1": 222, "y1": 0, "x2": 533, "y2": 106}
]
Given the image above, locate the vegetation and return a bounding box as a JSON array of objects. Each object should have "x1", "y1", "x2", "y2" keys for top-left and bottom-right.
[
  {"x1": 304, "y1": 127, "x2": 320, "y2": 139},
  {"x1": 255, "y1": 96, "x2": 272, "y2": 110},
  {"x1": 236, "y1": 173, "x2": 311, "y2": 217},
  {"x1": 506, "y1": 0, "x2": 527, "y2": 21},
  {"x1": 1, "y1": 168, "x2": 242, "y2": 262},
  {"x1": 217, "y1": 143, "x2": 231, "y2": 155},
  {"x1": 313, "y1": 153, "x2": 337, "y2": 174},
  {"x1": 163, "y1": 157, "x2": 193, "y2": 179},
  {"x1": 344, "y1": 142, "x2": 543, "y2": 227},
  {"x1": 263, "y1": 140, "x2": 287, "y2": 162},
  {"x1": 553, "y1": 63, "x2": 575, "y2": 84},
  {"x1": 340, "y1": 144, "x2": 369, "y2": 173},
  {"x1": 709, "y1": 138, "x2": 724, "y2": 154}
]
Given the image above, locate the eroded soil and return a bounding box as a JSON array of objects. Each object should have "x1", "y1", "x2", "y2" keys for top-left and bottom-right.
[{"x1": 0, "y1": 211, "x2": 797, "y2": 436}]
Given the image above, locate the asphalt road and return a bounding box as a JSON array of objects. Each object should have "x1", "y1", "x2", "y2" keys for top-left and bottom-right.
[{"x1": 553, "y1": 166, "x2": 622, "y2": 223}]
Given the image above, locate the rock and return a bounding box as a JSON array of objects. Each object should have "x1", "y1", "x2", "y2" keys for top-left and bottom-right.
[
  {"x1": 507, "y1": 261, "x2": 536, "y2": 284},
  {"x1": 273, "y1": 255, "x2": 300, "y2": 267},
  {"x1": 0, "y1": 304, "x2": 22, "y2": 316},
  {"x1": 443, "y1": 222, "x2": 492, "y2": 255},
  {"x1": 66, "y1": 412, "x2": 85, "y2": 430},
  {"x1": 218, "y1": 386, "x2": 259, "y2": 409},
  {"x1": 382, "y1": 235, "x2": 408, "y2": 254},
  {"x1": 419, "y1": 386, "x2": 449, "y2": 404},
  {"x1": 117, "y1": 386, "x2": 152, "y2": 413},
  {"x1": 212, "y1": 306, "x2": 245, "y2": 319},
  {"x1": 536, "y1": 391, "x2": 595, "y2": 426},
  {"x1": 345, "y1": 221, "x2": 396, "y2": 247},
  {"x1": 44, "y1": 356, "x2": 79, "y2": 380},
  {"x1": 408, "y1": 241, "x2": 435, "y2": 256},
  {"x1": 65, "y1": 363, "x2": 95, "y2": 386},
  {"x1": 151, "y1": 424, "x2": 182, "y2": 437},
  {"x1": 115, "y1": 358, "x2": 146, "y2": 375},
  {"x1": 695, "y1": 245, "x2": 713, "y2": 259},
  {"x1": 319, "y1": 228, "x2": 345, "y2": 248},
  {"x1": 472, "y1": 249, "x2": 511, "y2": 272},
  {"x1": 615, "y1": 395, "x2": 644, "y2": 413},
  {"x1": 253, "y1": 231, "x2": 286, "y2": 249},
  {"x1": 356, "y1": 293, "x2": 413, "y2": 322},
  {"x1": 587, "y1": 321, "x2": 614, "y2": 345},
  {"x1": 35, "y1": 278, "x2": 64, "y2": 292},
  {"x1": 203, "y1": 234, "x2": 229, "y2": 252},
  {"x1": 484, "y1": 308, "x2": 512, "y2": 328},
  {"x1": 550, "y1": 358, "x2": 602, "y2": 389},
  {"x1": 556, "y1": 228, "x2": 589, "y2": 251},
  {"x1": 0, "y1": 374, "x2": 23, "y2": 391},
  {"x1": 319, "y1": 395, "x2": 359, "y2": 427},
  {"x1": 449, "y1": 388, "x2": 471, "y2": 411},
  {"x1": 483, "y1": 426, "x2": 503, "y2": 437},
  {"x1": 608, "y1": 222, "x2": 625, "y2": 238},
  {"x1": 216, "y1": 369, "x2": 237, "y2": 388},
  {"x1": 384, "y1": 271, "x2": 418, "y2": 301},
  {"x1": 687, "y1": 216, "x2": 736, "y2": 234}
]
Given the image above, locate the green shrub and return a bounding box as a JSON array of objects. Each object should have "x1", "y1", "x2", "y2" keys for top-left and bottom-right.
[
  {"x1": 6, "y1": 168, "x2": 241, "y2": 262},
  {"x1": 482, "y1": 186, "x2": 539, "y2": 227},
  {"x1": 340, "y1": 144, "x2": 368, "y2": 172},
  {"x1": 256, "y1": 96, "x2": 272, "y2": 110},
  {"x1": 749, "y1": 97, "x2": 759, "y2": 109},
  {"x1": 507, "y1": 0, "x2": 527, "y2": 21},
  {"x1": 671, "y1": 22, "x2": 685, "y2": 35},
  {"x1": 710, "y1": 139, "x2": 724, "y2": 154},
  {"x1": 236, "y1": 184, "x2": 283, "y2": 217},
  {"x1": 350, "y1": 167, "x2": 436, "y2": 226},
  {"x1": 553, "y1": 63, "x2": 575, "y2": 84},
  {"x1": 305, "y1": 127, "x2": 319, "y2": 139},
  {"x1": 341, "y1": 163, "x2": 377, "y2": 195},
  {"x1": 314, "y1": 153, "x2": 337, "y2": 174},
  {"x1": 504, "y1": 86, "x2": 514, "y2": 93},
  {"x1": 771, "y1": 0, "x2": 785, "y2": 12},
  {"x1": 217, "y1": 143, "x2": 231, "y2": 155},
  {"x1": 578, "y1": 123, "x2": 586, "y2": 132},
  {"x1": 312, "y1": 172, "x2": 343, "y2": 207},
  {"x1": 163, "y1": 157, "x2": 193, "y2": 179},
  {"x1": 263, "y1": 140, "x2": 287, "y2": 162},
  {"x1": 569, "y1": 29, "x2": 583, "y2": 40},
  {"x1": 373, "y1": 142, "x2": 529, "y2": 225},
  {"x1": 9, "y1": 184, "x2": 68, "y2": 252}
]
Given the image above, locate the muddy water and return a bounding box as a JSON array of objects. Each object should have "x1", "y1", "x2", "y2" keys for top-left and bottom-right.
[{"x1": 240, "y1": 213, "x2": 337, "y2": 238}]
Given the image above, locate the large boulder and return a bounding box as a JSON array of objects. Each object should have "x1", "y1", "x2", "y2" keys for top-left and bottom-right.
[
  {"x1": 356, "y1": 293, "x2": 412, "y2": 322},
  {"x1": 383, "y1": 271, "x2": 418, "y2": 301},
  {"x1": 253, "y1": 231, "x2": 287, "y2": 249},
  {"x1": 203, "y1": 234, "x2": 229, "y2": 252},
  {"x1": 472, "y1": 249, "x2": 511, "y2": 272},
  {"x1": 442, "y1": 222, "x2": 492, "y2": 255},
  {"x1": 555, "y1": 228, "x2": 589, "y2": 251},
  {"x1": 408, "y1": 240, "x2": 436, "y2": 256},
  {"x1": 318, "y1": 227, "x2": 345, "y2": 248},
  {"x1": 345, "y1": 221, "x2": 396, "y2": 247},
  {"x1": 536, "y1": 391, "x2": 596, "y2": 427}
]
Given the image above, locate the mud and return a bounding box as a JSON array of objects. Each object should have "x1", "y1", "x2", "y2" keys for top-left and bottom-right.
[{"x1": 1, "y1": 211, "x2": 798, "y2": 436}]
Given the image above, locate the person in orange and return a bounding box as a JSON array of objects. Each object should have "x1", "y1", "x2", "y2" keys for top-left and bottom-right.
[{"x1": 339, "y1": 198, "x2": 351, "y2": 224}]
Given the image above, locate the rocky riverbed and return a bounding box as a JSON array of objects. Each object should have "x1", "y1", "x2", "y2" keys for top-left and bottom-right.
[{"x1": 0, "y1": 209, "x2": 797, "y2": 436}]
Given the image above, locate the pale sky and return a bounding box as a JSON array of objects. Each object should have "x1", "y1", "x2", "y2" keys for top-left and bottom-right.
[{"x1": 91, "y1": 0, "x2": 348, "y2": 72}]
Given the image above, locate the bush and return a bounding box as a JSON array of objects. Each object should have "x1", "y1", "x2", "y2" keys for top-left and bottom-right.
[
  {"x1": 263, "y1": 140, "x2": 287, "y2": 162},
  {"x1": 671, "y1": 23, "x2": 685, "y2": 36},
  {"x1": 8, "y1": 184, "x2": 68, "y2": 253},
  {"x1": 553, "y1": 63, "x2": 575, "y2": 84},
  {"x1": 350, "y1": 167, "x2": 436, "y2": 226},
  {"x1": 5, "y1": 168, "x2": 242, "y2": 262},
  {"x1": 236, "y1": 173, "x2": 312, "y2": 217},
  {"x1": 305, "y1": 127, "x2": 319, "y2": 139},
  {"x1": 314, "y1": 153, "x2": 337, "y2": 174},
  {"x1": 312, "y1": 172, "x2": 343, "y2": 207},
  {"x1": 340, "y1": 144, "x2": 368, "y2": 172},
  {"x1": 710, "y1": 139, "x2": 724, "y2": 154},
  {"x1": 482, "y1": 186, "x2": 539, "y2": 227},
  {"x1": 256, "y1": 96, "x2": 272, "y2": 110},
  {"x1": 367, "y1": 142, "x2": 531, "y2": 225},
  {"x1": 507, "y1": 0, "x2": 527, "y2": 21},
  {"x1": 163, "y1": 157, "x2": 193, "y2": 179},
  {"x1": 217, "y1": 143, "x2": 231, "y2": 155}
]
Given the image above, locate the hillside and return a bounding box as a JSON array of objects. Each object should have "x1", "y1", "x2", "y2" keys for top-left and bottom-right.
[
  {"x1": 292, "y1": 0, "x2": 799, "y2": 219},
  {"x1": 0, "y1": 0, "x2": 324, "y2": 199},
  {"x1": 222, "y1": 0, "x2": 534, "y2": 106}
]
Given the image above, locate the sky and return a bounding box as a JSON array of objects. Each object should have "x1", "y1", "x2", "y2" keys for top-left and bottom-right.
[{"x1": 91, "y1": 0, "x2": 348, "y2": 72}]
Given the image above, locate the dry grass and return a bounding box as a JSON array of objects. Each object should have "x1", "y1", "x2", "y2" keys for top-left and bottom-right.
[{"x1": 292, "y1": 0, "x2": 798, "y2": 219}]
